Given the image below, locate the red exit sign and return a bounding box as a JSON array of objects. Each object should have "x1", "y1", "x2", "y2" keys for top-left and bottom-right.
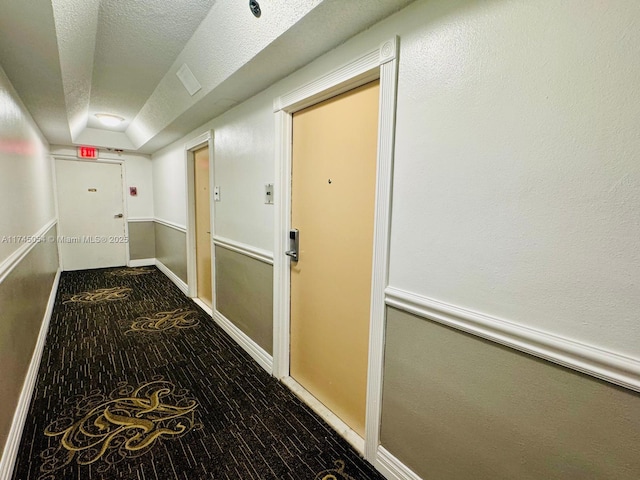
[{"x1": 78, "y1": 146, "x2": 98, "y2": 159}]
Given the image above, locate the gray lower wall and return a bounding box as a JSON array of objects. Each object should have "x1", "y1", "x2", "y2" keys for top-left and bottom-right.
[
  {"x1": 215, "y1": 246, "x2": 273, "y2": 354},
  {"x1": 154, "y1": 222, "x2": 187, "y2": 283},
  {"x1": 128, "y1": 221, "x2": 156, "y2": 260},
  {"x1": 380, "y1": 307, "x2": 640, "y2": 480},
  {"x1": 0, "y1": 226, "x2": 58, "y2": 453}
]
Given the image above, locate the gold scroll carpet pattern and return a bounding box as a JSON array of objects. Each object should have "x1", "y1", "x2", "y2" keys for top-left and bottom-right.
[
  {"x1": 108, "y1": 267, "x2": 155, "y2": 277},
  {"x1": 12, "y1": 266, "x2": 384, "y2": 479},
  {"x1": 40, "y1": 379, "x2": 199, "y2": 479},
  {"x1": 126, "y1": 308, "x2": 200, "y2": 334},
  {"x1": 314, "y1": 460, "x2": 358, "y2": 480},
  {"x1": 63, "y1": 286, "x2": 133, "y2": 304}
]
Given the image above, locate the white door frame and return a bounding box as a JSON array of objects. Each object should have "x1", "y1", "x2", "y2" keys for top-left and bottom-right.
[
  {"x1": 273, "y1": 37, "x2": 399, "y2": 462},
  {"x1": 185, "y1": 131, "x2": 215, "y2": 308},
  {"x1": 54, "y1": 157, "x2": 130, "y2": 271}
]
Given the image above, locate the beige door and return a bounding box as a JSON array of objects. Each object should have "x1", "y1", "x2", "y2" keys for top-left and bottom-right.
[
  {"x1": 55, "y1": 160, "x2": 127, "y2": 271},
  {"x1": 194, "y1": 146, "x2": 212, "y2": 307},
  {"x1": 290, "y1": 80, "x2": 380, "y2": 436}
]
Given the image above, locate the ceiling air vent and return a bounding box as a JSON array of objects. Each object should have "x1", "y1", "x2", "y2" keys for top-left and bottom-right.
[{"x1": 176, "y1": 64, "x2": 202, "y2": 96}]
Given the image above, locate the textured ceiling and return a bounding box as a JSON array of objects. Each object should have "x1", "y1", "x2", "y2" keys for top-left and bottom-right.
[
  {"x1": 0, "y1": 0, "x2": 414, "y2": 154},
  {"x1": 86, "y1": 0, "x2": 218, "y2": 130}
]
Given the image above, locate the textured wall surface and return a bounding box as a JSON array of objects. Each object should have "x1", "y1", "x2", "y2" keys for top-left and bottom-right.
[
  {"x1": 388, "y1": 0, "x2": 640, "y2": 357},
  {"x1": 0, "y1": 228, "x2": 58, "y2": 455},
  {"x1": 156, "y1": 0, "x2": 640, "y2": 356},
  {"x1": 149, "y1": 2, "x2": 640, "y2": 477},
  {"x1": 154, "y1": 223, "x2": 187, "y2": 283},
  {"x1": 212, "y1": 98, "x2": 275, "y2": 252},
  {"x1": 121, "y1": 153, "x2": 154, "y2": 220},
  {"x1": 0, "y1": 65, "x2": 58, "y2": 457},
  {"x1": 152, "y1": 147, "x2": 187, "y2": 228},
  {"x1": 0, "y1": 68, "x2": 55, "y2": 261},
  {"x1": 215, "y1": 247, "x2": 273, "y2": 354},
  {"x1": 381, "y1": 307, "x2": 640, "y2": 480},
  {"x1": 128, "y1": 222, "x2": 156, "y2": 260}
]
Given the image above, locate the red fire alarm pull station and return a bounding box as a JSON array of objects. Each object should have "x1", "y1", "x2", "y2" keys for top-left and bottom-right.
[
  {"x1": 130, "y1": 187, "x2": 138, "y2": 196},
  {"x1": 78, "y1": 146, "x2": 98, "y2": 159}
]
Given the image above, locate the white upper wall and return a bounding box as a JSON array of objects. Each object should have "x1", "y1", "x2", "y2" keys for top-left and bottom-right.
[
  {"x1": 152, "y1": 147, "x2": 187, "y2": 227},
  {"x1": 121, "y1": 153, "x2": 153, "y2": 219},
  {"x1": 0, "y1": 65, "x2": 55, "y2": 262},
  {"x1": 388, "y1": 0, "x2": 640, "y2": 358},
  {"x1": 152, "y1": 0, "x2": 640, "y2": 358},
  {"x1": 211, "y1": 96, "x2": 275, "y2": 249},
  {"x1": 151, "y1": 94, "x2": 275, "y2": 249}
]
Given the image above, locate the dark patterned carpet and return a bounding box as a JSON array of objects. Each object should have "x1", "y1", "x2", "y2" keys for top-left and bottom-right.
[{"x1": 12, "y1": 266, "x2": 384, "y2": 480}]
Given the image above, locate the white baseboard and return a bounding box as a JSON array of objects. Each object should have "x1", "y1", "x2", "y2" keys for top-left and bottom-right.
[
  {"x1": 128, "y1": 258, "x2": 155, "y2": 267},
  {"x1": 155, "y1": 259, "x2": 188, "y2": 295},
  {"x1": 0, "y1": 268, "x2": 61, "y2": 480},
  {"x1": 212, "y1": 310, "x2": 273, "y2": 374},
  {"x1": 154, "y1": 259, "x2": 272, "y2": 375},
  {"x1": 376, "y1": 446, "x2": 422, "y2": 480},
  {"x1": 192, "y1": 297, "x2": 213, "y2": 317},
  {"x1": 281, "y1": 376, "x2": 365, "y2": 456}
]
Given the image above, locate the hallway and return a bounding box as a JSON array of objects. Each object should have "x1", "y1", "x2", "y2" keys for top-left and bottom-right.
[
  {"x1": 12, "y1": 267, "x2": 382, "y2": 480},
  {"x1": 2, "y1": 1, "x2": 640, "y2": 479}
]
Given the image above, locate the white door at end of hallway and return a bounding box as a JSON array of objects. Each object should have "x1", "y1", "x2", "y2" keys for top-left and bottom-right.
[{"x1": 55, "y1": 160, "x2": 127, "y2": 271}]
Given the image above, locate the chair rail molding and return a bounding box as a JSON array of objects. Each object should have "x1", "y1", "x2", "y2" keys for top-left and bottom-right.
[
  {"x1": 0, "y1": 219, "x2": 57, "y2": 285},
  {"x1": 154, "y1": 217, "x2": 187, "y2": 233},
  {"x1": 212, "y1": 235, "x2": 273, "y2": 265},
  {"x1": 385, "y1": 286, "x2": 640, "y2": 393}
]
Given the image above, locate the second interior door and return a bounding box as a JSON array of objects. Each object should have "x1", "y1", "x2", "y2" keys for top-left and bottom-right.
[
  {"x1": 290, "y1": 80, "x2": 380, "y2": 437},
  {"x1": 194, "y1": 146, "x2": 212, "y2": 307}
]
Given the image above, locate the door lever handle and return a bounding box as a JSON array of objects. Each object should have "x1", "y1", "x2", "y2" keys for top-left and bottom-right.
[
  {"x1": 114, "y1": 213, "x2": 123, "y2": 218},
  {"x1": 285, "y1": 249, "x2": 297, "y2": 260}
]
